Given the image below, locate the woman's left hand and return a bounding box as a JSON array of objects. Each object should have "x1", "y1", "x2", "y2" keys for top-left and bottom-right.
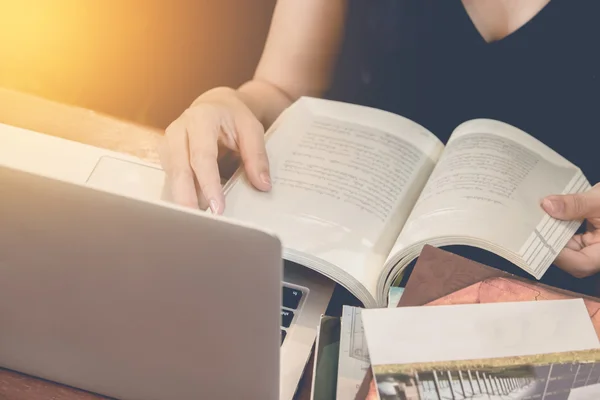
[{"x1": 542, "y1": 184, "x2": 600, "y2": 278}]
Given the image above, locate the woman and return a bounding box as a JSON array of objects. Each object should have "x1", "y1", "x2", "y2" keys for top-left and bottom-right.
[{"x1": 159, "y1": 0, "x2": 600, "y2": 289}]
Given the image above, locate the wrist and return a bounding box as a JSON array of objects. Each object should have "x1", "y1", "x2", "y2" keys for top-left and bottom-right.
[
  {"x1": 237, "y1": 80, "x2": 294, "y2": 128},
  {"x1": 191, "y1": 86, "x2": 236, "y2": 106}
]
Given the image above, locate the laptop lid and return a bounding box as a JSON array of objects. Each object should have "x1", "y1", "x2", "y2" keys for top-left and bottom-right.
[{"x1": 0, "y1": 164, "x2": 282, "y2": 400}]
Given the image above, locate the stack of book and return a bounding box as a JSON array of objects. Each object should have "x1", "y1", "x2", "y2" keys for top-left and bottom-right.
[{"x1": 310, "y1": 246, "x2": 600, "y2": 400}]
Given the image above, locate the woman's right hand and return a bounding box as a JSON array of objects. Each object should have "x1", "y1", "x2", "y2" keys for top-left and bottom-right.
[
  {"x1": 158, "y1": 86, "x2": 272, "y2": 214},
  {"x1": 159, "y1": 0, "x2": 346, "y2": 212}
]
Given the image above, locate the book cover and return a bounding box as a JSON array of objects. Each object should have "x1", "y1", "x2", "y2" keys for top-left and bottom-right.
[
  {"x1": 398, "y1": 245, "x2": 600, "y2": 308},
  {"x1": 399, "y1": 246, "x2": 600, "y2": 337}
]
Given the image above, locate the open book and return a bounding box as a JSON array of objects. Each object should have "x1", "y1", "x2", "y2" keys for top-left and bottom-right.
[{"x1": 221, "y1": 97, "x2": 589, "y2": 308}]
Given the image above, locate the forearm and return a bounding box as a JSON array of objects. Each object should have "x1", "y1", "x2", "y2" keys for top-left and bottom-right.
[
  {"x1": 236, "y1": 0, "x2": 347, "y2": 129},
  {"x1": 236, "y1": 79, "x2": 295, "y2": 129}
]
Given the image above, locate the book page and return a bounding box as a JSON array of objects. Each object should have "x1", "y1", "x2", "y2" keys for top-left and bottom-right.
[
  {"x1": 389, "y1": 119, "x2": 589, "y2": 273},
  {"x1": 222, "y1": 98, "x2": 443, "y2": 303},
  {"x1": 336, "y1": 306, "x2": 371, "y2": 400}
]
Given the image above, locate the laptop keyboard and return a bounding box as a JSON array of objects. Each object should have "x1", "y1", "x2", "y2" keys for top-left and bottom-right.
[{"x1": 281, "y1": 285, "x2": 304, "y2": 345}]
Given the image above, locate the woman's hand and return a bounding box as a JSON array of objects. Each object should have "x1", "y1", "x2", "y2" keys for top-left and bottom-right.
[
  {"x1": 542, "y1": 184, "x2": 600, "y2": 278},
  {"x1": 159, "y1": 0, "x2": 346, "y2": 213},
  {"x1": 158, "y1": 87, "x2": 272, "y2": 214}
]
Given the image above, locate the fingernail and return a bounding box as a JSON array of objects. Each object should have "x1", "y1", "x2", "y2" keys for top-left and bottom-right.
[
  {"x1": 543, "y1": 198, "x2": 563, "y2": 214},
  {"x1": 260, "y1": 172, "x2": 271, "y2": 188},
  {"x1": 209, "y1": 199, "x2": 220, "y2": 215}
]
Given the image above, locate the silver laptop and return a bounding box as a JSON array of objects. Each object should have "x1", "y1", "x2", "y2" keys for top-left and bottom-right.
[{"x1": 0, "y1": 122, "x2": 334, "y2": 400}]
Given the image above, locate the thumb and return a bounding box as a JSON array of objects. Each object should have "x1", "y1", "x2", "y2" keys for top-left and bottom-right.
[{"x1": 542, "y1": 191, "x2": 599, "y2": 221}]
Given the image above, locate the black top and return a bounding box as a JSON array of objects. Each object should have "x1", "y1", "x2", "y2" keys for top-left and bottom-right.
[
  {"x1": 328, "y1": 0, "x2": 600, "y2": 294},
  {"x1": 331, "y1": 0, "x2": 599, "y2": 182}
]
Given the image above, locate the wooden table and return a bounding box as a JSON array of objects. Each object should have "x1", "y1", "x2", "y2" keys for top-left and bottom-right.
[
  {"x1": 0, "y1": 87, "x2": 163, "y2": 164},
  {"x1": 0, "y1": 87, "x2": 313, "y2": 400}
]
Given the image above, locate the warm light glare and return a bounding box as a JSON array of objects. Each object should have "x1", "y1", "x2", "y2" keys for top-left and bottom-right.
[
  {"x1": 1, "y1": 3, "x2": 90, "y2": 93},
  {"x1": 0, "y1": 1, "x2": 274, "y2": 128},
  {"x1": 0, "y1": 2, "x2": 157, "y2": 113}
]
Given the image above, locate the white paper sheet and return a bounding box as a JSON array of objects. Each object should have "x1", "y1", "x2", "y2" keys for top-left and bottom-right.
[
  {"x1": 569, "y1": 383, "x2": 600, "y2": 400},
  {"x1": 362, "y1": 299, "x2": 599, "y2": 366}
]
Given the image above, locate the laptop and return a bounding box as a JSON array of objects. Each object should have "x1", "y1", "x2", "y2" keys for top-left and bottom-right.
[{"x1": 0, "y1": 122, "x2": 334, "y2": 400}]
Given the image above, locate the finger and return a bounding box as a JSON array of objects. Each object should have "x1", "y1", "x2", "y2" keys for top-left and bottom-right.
[
  {"x1": 564, "y1": 235, "x2": 584, "y2": 251},
  {"x1": 587, "y1": 215, "x2": 600, "y2": 231},
  {"x1": 185, "y1": 107, "x2": 225, "y2": 214},
  {"x1": 192, "y1": 175, "x2": 209, "y2": 211},
  {"x1": 554, "y1": 244, "x2": 600, "y2": 278},
  {"x1": 571, "y1": 223, "x2": 600, "y2": 250},
  {"x1": 161, "y1": 119, "x2": 199, "y2": 209},
  {"x1": 197, "y1": 187, "x2": 210, "y2": 211},
  {"x1": 231, "y1": 104, "x2": 271, "y2": 191},
  {"x1": 542, "y1": 188, "x2": 600, "y2": 221},
  {"x1": 582, "y1": 230, "x2": 600, "y2": 247}
]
